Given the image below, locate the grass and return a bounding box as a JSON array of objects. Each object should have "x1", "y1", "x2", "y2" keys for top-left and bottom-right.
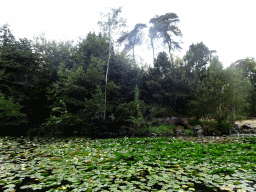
[{"x1": 0, "y1": 133, "x2": 256, "y2": 192}]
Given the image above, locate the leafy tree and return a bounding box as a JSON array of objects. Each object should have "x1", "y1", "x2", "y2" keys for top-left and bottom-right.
[
  {"x1": 140, "y1": 54, "x2": 192, "y2": 115},
  {"x1": 148, "y1": 26, "x2": 159, "y2": 65},
  {"x1": 183, "y1": 42, "x2": 216, "y2": 81},
  {"x1": 128, "y1": 84, "x2": 148, "y2": 131},
  {"x1": 41, "y1": 61, "x2": 88, "y2": 135},
  {"x1": 154, "y1": 51, "x2": 171, "y2": 76},
  {"x1": 43, "y1": 55, "x2": 120, "y2": 135},
  {"x1": 33, "y1": 34, "x2": 77, "y2": 83},
  {"x1": 97, "y1": 6, "x2": 127, "y2": 120},
  {"x1": 149, "y1": 13, "x2": 183, "y2": 64},
  {"x1": 107, "y1": 49, "x2": 140, "y2": 105},
  {"x1": 229, "y1": 57, "x2": 256, "y2": 116},
  {"x1": 0, "y1": 68, "x2": 27, "y2": 132},
  {"x1": 141, "y1": 66, "x2": 164, "y2": 105},
  {"x1": 117, "y1": 23, "x2": 147, "y2": 63},
  {"x1": 74, "y1": 32, "x2": 109, "y2": 72},
  {"x1": 0, "y1": 24, "x2": 47, "y2": 130},
  {"x1": 188, "y1": 56, "x2": 252, "y2": 134},
  {"x1": 225, "y1": 64, "x2": 253, "y2": 123}
]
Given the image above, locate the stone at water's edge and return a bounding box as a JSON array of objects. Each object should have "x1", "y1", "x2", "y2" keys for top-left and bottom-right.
[{"x1": 233, "y1": 123, "x2": 256, "y2": 134}]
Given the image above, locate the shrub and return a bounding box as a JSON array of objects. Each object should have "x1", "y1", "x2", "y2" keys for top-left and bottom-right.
[
  {"x1": 217, "y1": 121, "x2": 233, "y2": 135},
  {"x1": 188, "y1": 118, "x2": 203, "y2": 126},
  {"x1": 149, "y1": 104, "x2": 174, "y2": 118},
  {"x1": 148, "y1": 124, "x2": 175, "y2": 136},
  {"x1": 0, "y1": 91, "x2": 28, "y2": 127},
  {"x1": 115, "y1": 102, "x2": 137, "y2": 121},
  {"x1": 184, "y1": 129, "x2": 193, "y2": 136},
  {"x1": 27, "y1": 127, "x2": 40, "y2": 137},
  {"x1": 149, "y1": 118, "x2": 162, "y2": 127}
]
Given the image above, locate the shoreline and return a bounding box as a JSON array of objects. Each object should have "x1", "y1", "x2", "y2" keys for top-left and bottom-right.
[{"x1": 199, "y1": 117, "x2": 256, "y2": 127}]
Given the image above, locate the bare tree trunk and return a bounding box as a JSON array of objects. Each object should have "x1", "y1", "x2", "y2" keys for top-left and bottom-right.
[
  {"x1": 233, "y1": 89, "x2": 236, "y2": 120},
  {"x1": 167, "y1": 41, "x2": 173, "y2": 67},
  {"x1": 104, "y1": 28, "x2": 112, "y2": 121},
  {"x1": 151, "y1": 38, "x2": 155, "y2": 66},
  {"x1": 133, "y1": 44, "x2": 135, "y2": 64}
]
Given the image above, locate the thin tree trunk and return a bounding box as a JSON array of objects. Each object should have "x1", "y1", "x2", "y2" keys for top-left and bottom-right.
[
  {"x1": 133, "y1": 44, "x2": 135, "y2": 64},
  {"x1": 168, "y1": 44, "x2": 173, "y2": 66},
  {"x1": 104, "y1": 27, "x2": 112, "y2": 121},
  {"x1": 151, "y1": 38, "x2": 155, "y2": 66}
]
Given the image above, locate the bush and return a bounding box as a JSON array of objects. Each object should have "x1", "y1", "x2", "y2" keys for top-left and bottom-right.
[
  {"x1": 217, "y1": 121, "x2": 233, "y2": 135},
  {"x1": 0, "y1": 91, "x2": 28, "y2": 128},
  {"x1": 149, "y1": 104, "x2": 174, "y2": 119},
  {"x1": 115, "y1": 101, "x2": 149, "y2": 121},
  {"x1": 188, "y1": 118, "x2": 204, "y2": 126},
  {"x1": 27, "y1": 127, "x2": 40, "y2": 137},
  {"x1": 149, "y1": 118, "x2": 162, "y2": 127},
  {"x1": 148, "y1": 124, "x2": 175, "y2": 136},
  {"x1": 184, "y1": 129, "x2": 193, "y2": 136}
]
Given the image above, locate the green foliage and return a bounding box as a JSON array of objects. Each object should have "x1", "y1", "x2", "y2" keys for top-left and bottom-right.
[
  {"x1": 217, "y1": 121, "x2": 233, "y2": 135},
  {"x1": 188, "y1": 118, "x2": 204, "y2": 126},
  {"x1": 43, "y1": 61, "x2": 88, "y2": 132},
  {"x1": 148, "y1": 124, "x2": 176, "y2": 136},
  {"x1": 154, "y1": 51, "x2": 172, "y2": 75},
  {"x1": 0, "y1": 91, "x2": 27, "y2": 127},
  {"x1": 41, "y1": 59, "x2": 88, "y2": 135},
  {"x1": 188, "y1": 56, "x2": 252, "y2": 133},
  {"x1": 97, "y1": 7, "x2": 127, "y2": 120},
  {"x1": 39, "y1": 99, "x2": 73, "y2": 136},
  {"x1": 75, "y1": 32, "x2": 109, "y2": 69},
  {"x1": 42, "y1": 53, "x2": 120, "y2": 135},
  {"x1": 128, "y1": 85, "x2": 149, "y2": 130},
  {"x1": 115, "y1": 102, "x2": 137, "y2": 121},
  {"x1": 149, "y1": 104, "x2": 174, "y2": 118},
  {"x1": 97, "y1": 6, "x2": 127, "y2": 42},
  {"x1": 183, "y1": 42, "x2": 216, "y2": 80},
  {"x1": 228, "y1": 57, "x2": 256, "y2": 117},
  {"x1": 184, "y1": 129, "x2": 193, "y2": 136},
  {"x1": 149, "y1": 12, "x2": 182, "y2": 63},
  {"x1": 83, "y1": 85, "x2": 105, "y2": 121},
  {"x1": 117, "y1": 23, "x2": 147, "y2": 63},
  {"x1": 149, "y1": 118, "x2": 162, "y2": 128}
]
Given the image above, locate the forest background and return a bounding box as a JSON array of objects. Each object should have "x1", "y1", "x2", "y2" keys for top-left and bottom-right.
[{"x1": 0, "y1": 7, "x2": 256, "y2": 137}]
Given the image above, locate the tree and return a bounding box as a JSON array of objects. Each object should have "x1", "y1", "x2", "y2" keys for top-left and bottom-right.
[
  {"x1": 33, "y1": 34, "x2": 77, "y2": 83},
  {"x1": 183, "y1": 42, "x2": 216, "y2": 81},
  {"x1": 149, "y1": 13, "x2": 183, "y2": 65},
  {"x1": 188, "y1": 56, "x2": 252, "y2": 134},
  {"x1": 0, "y1": 69, "x2": 27, "y2": 134},
  {"x1": 148, "y1": 26, "x2": 158, "y2": 65},
  {"x1": 117, "y1": 23, "x2": 147, "y2": 63},
  {"x1": 154, "y1": 51, "x2": 172, "y2": 76},
  {"x1": 0, "y1": 24, "x2": 46, "y2": 130},
  {"x1": 106, "y1": 49, "x2": 140, "y2": 105},
  {"x1": 228, "y1": 57, "x2": 256, "y2": 117},
  {"x1": 128, "y1": 84, "x2": 147, "y2": 131},
  {"x1": 43, "y1": 54, "x2": 120, "y2": 136},
  {"x1": 229, "y1": 57, "x2": 256, "y2": 116},
  {"x1": 97, "y1": 6, "x2": 127, "y2": 120},
  {"x1": 74, "y1": 32, "x2": 109, "y2": 72}
]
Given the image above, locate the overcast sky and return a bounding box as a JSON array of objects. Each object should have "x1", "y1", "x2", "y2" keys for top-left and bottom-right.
[{"x1": 1, "y1": 0, "x2": 255, "y2": 69}]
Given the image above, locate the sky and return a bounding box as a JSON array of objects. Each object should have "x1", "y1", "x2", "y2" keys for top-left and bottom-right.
[{"x1": 1, "y1": 0, "x2": 255, "y2": 69}]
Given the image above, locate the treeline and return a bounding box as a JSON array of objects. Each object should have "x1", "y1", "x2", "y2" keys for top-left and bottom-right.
[{"x1": 0, "y1": 7, "x2": 256, "y2": 136}]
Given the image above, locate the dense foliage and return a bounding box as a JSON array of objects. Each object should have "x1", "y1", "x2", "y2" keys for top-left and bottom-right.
[{"x1": 0, "y1": 7, "x2": 256, "y2": 137}]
